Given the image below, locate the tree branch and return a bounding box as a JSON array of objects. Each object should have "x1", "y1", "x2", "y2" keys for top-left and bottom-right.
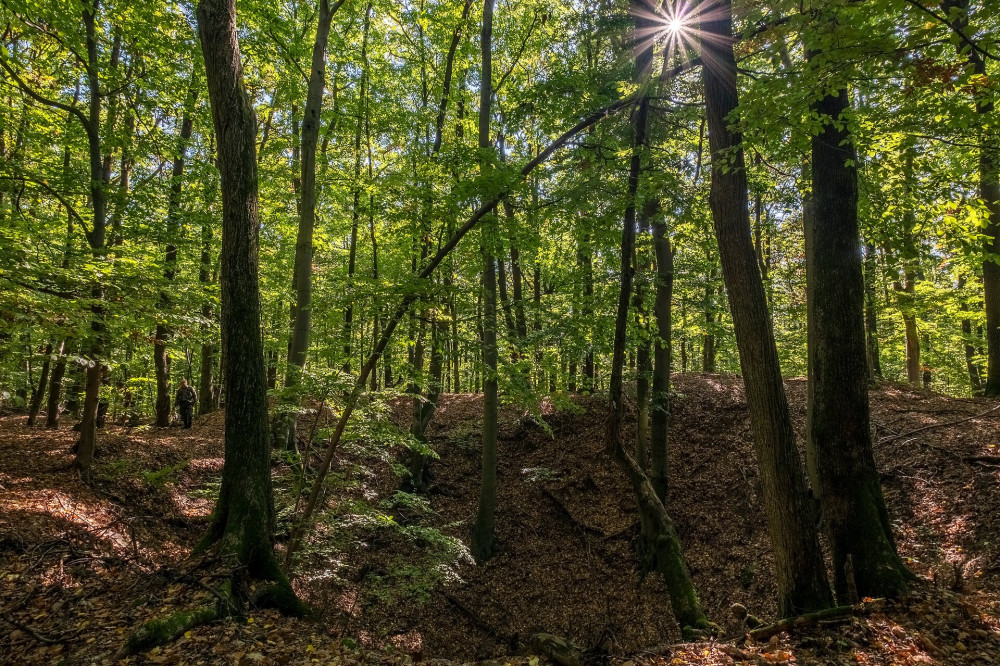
[{"x1": 0, "y1": 57, "x2": 91, "y2": 130}]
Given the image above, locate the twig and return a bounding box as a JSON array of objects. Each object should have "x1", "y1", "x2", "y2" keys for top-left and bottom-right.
[
  {"x1": 0, "y1": 614, "x2": 62, "y2": 644},
  {"x1": 879, "y1": 404, "x2": 1000, "y2": 444},
  {"x1": 442, "y1": 591, "x2": 509, "y2": 642}
]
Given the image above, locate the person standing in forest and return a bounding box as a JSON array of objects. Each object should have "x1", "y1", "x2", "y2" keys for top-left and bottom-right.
[{"x1": 175, "y1": 379, "x2": 197, "y2": 429}]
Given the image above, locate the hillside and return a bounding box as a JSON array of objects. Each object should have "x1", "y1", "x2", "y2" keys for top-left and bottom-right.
[{"x1": 1, "y1": 374, "x2": 999, "y2": 665}]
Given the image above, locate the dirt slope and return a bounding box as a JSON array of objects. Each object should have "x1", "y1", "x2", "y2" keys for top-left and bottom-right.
[{"x1": 0, "y1": 374, "x2": 998, "y2": 665}]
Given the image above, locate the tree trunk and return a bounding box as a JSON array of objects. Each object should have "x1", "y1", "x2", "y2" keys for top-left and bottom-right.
[
  {"x1": 807, "y1": 77, "x2": 912, "y2": 601},
  {"x1": 74, "y1": 0, "x2": 111, "y2": 479},
  {"x1": 941, "y1": 0, "x2": 1000, "y2": 395},
  {"x1": 46, "y1": 342, "x2": 67, "y2": 428},
  {"x1": 283, "y1": 0, "x2": 339, "y2": 449},
  {"x1": 154, "y1": 81, "x2": 198, "y2": 427},
  {"x1": 700, "y1": 0, "x2": 832, "y2": 617},
  {"x1": 196, "y1": 0, "x2": 299, "y2": 603},
  {"x1": 471, "y1": 0, "x2": 497, "y2": 564},
  {"x1": 702, "y1": 264, "x2": 717, "y2": 372},
  {"x1": 863, "y1": 243, "x2": 882, "y2": 381},
  {"x1": 604, "y1": 8, "x2": 706, "y2": 629},
  {"x1": 27, "y1": 343, "x2": 52, "y2": 426},
  {"x1": 650, "y1": 221, "x2": 672, "y2": 505},
  {"x1": 199, "y1": 206, "x2": 218, "y2": 414},
  {"x1": 959, "y1": 275, "x2": 984, "y2": 394}
]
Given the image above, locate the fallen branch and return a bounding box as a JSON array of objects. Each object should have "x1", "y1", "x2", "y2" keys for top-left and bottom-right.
[
  {"x1": 879, "y1": 403, "x2": 1000, "y2": 444},
  {"x1": 965, "y1": 455, "x2": 1000, "y2": 467},
  {"x1": 748, "y1": 600, "x2": 883, "y2": 642},
  {"x1": 0, "y1": 613, "x2": 63, "y2": 644},
  {"x1": 442, "y1": 591, "x2": 509, "y2": 642},
  {"x1": 541, "y1": 486, "x2": 606, "y2": 537}
]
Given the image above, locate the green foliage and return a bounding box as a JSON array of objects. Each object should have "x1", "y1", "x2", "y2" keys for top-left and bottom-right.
[{"x1": 143, "y1": 461, "x2": 188, "y2": 488}]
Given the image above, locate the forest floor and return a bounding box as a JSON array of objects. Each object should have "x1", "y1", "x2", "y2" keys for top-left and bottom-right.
[{"x1": 1, "y1": 374, "x2": 1000, "y2": 665}]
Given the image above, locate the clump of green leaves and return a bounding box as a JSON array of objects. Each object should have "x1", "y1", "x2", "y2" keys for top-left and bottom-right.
[{"x1": 143, "y1": 461, "x2": 188, "y2": 487}]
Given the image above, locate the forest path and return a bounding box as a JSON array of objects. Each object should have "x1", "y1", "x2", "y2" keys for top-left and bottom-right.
[{"x1": 0, "y1": 375, "x2": 999, "y2": 664}]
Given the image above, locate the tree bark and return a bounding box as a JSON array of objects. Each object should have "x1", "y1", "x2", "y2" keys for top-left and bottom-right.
[
  {"x1": 196, "y1": 0, "x2": 299, "y2": 603},
  {"x1": 471, "y1": 0, "x2": 498, "y2": 564},
  {"x1": 604, "y1": 7, "x2": 706, "y2": 629},
  {"x1": 27, "y1": 343, "x2": 52, "y2": 426},
  {"x1": 807, "y1": 76, "x2": 912, "y2": 600},
  {"x1": 959, "y1": 275, "x2": 984, "y2": 394},
  {"x1": 650, "y1": 221, "x2": 672, "y2": 505},
  {"x1": 46, "y1": 342, "x2": 67, "y2": 428},
  {"x1": 283, "y1": 0, "x2": 340, "y2": 448},
  {"x1": 155, "y1": 80, "x2": 198, "y2": 427},
  {"x1": 863, "y1": 243, "x2": 882, "y2": 381},
  {"x1": 75, "y1": 0, "x2": 111, "y2": 478},
  {"x1": 700, "y1": 0, "x2": 832, "y2": 617},
  {"x1": 941, "y1": 0, "x2": 1000, "y2": 394}
]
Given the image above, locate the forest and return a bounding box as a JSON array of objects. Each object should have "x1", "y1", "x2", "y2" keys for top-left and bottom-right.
[{"x1": 1, "y1": 0, "x2": 999, "y2": 663}]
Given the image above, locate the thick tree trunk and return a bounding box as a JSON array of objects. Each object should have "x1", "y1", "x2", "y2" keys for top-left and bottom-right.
[
  {"x1": 700, "y1": 0, "x2": 832, "y2": 617},
  {"x1": 196, "y1": 0, "x2": 299, "y2": 602},
  {"x1": 807, "y1": 80, "x2": 912, "y2": 601},
  {"x1": 471, "y1": 0, "x2": 498, "y2": 564}
]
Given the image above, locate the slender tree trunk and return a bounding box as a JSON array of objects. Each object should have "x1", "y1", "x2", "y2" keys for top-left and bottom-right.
[
  {"x1": 155, "y1": 80, "x2": 198, "y2": 427},
  {"x1": 604, "y1": 8, "x2": 706, "y2": 629},
  {"x1": 283, "y1": 0, "x2": 339, "y2": 449},
  {"x1": 27, "y1": 343, "x2": 52, "y2": 426},
  {"x1": 199, "y1": 212, "x2": 218, "y2": 414},
  {"x1": 342, "y1": 4, "x2": 370, "y2": 375},
  {"x1": 196, "y1": 0, "x2": 300, "y2": 604},
  {"x1": 634, "y1": 207, "x2": 653, "y2": 469},
  {"x1": 75, "y1": 1, "x2": 111, "y2": 478},
  {"x1": 46, "y1": 341, "x2": 67, "y2": 428},
  {"x1": 942, "y1": 0, "x2": 1000, "y2": 395},
  {"x1": 959, "y1": 275, "x2": 984, "y2": 394},
  {"x1": 807, "y1": 76, "x2": 912, "y2": 600},
  {"x1": 650, "y1": 221, "x2": 672, "y2": 505},
  {"x1": 700, "y1": 0, "x2": 832, "y2": 617},
  {"x1": 863, "y1": 243, "x2": 882, "y2": 381},
  {"x1": 471, "y1": 0, "x2": 498, "y2": 564},
  {"x1": 702, "y1": 264, "x2": 717, "y2": 372}
]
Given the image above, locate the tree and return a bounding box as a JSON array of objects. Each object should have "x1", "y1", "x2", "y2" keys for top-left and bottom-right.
[
  {"x1": 699, "y1": 0, "x2": 832, "y2": 617},
  {"x1": 282, "y1": 0, "x2": 343, "y2": 449},
  {"x1": 805, "y1": 39, "x2": 912, "y2": 599},
  {"x1": 196, "y1": 0, "x2": 300, "y2": 607},
  {"x1": 471, "y1": 0, "x2": 498, "y2": 564}
]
